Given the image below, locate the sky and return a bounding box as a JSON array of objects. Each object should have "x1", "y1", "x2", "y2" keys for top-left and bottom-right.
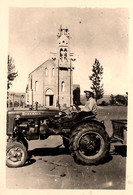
[{"x1": 8, "y1": 7, "x2": 129, "y2": 95}]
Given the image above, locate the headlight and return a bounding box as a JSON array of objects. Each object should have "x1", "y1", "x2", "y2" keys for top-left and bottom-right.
[
  {"x1": 59, "y1": 111, "x2": 66, "y2": 116},
  {"x1": 15, "y1": 115, "x2": 20, "y2": 119},
  {"x1": 59, "y1": 112, "x2": 63, "y2": 116}
]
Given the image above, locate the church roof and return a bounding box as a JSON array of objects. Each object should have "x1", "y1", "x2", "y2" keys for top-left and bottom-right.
[{"x1": 29, "y1": 59, "x2": 56, "y2": 75}]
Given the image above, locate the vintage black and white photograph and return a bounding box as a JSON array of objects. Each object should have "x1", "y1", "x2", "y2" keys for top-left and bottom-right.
[{"x1": 1, "y1": 0, "x2": 132, "y2": 191}]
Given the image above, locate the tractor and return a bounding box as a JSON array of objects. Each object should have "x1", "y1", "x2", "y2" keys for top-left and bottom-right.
[{"x1": 6, "y1": 104, "x2": 114, "y2": 168}]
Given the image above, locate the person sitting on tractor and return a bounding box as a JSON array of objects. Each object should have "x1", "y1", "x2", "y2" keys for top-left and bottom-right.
[
  {"x1": 79, "y1": 90, "x2": 97, "y2": 114},
  {"x1": 64, "y1": 90, "x2": 97, "y2": 122},
  {"x1": 72, "y1": 90, "x2": 97, "y2": 121}
]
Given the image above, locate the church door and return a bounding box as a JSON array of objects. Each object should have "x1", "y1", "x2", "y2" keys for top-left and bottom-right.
[{"x1": 45, "y1": 89, "x2": 54, "y2": 106}]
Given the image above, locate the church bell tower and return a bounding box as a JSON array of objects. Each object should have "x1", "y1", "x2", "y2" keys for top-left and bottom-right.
[{"x1": 56, "y1": 25, "x2": 75, "y2": 108}]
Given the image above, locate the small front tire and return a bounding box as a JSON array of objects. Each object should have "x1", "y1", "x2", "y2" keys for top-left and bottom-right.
[{"x1": 6, "y1": 142, "x2": 27, "y2": 168}]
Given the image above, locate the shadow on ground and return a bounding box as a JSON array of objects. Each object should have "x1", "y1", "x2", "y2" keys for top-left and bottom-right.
[
  {"x1": 24, "y1": 159, "x2": 36, "y2": 167},
  {"x1": 27, "y1": 145, "x2": 114, "y2": 167},
  {"x1": 28, "y1": 145, "x2": 70, "y2": 158}
]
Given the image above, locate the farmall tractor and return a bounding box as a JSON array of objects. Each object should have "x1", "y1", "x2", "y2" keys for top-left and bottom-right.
[{"x1": 6, "y1": 104, "x2": 126, "y2": 168}]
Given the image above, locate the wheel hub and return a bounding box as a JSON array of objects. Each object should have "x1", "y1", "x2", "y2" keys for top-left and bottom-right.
[
  {"x1": 81, "y1": 135, "x2": 97, "y2": 151},
  {"x1": 78, "y1": 132, "x2": 103, "y2": 158},
  {"x1": 7, "y1": 147, "x2": 23, "y2": 162},
  {"x1": 86, "y1": 141, "x2": 96, "y2": 150}
]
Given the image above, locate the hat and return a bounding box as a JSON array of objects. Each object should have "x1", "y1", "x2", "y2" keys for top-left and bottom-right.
[{"x1": 84, "y1": 90, "x2": 94, "y2": 94}]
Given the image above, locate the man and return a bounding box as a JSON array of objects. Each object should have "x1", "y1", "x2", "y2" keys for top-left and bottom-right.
[
  {"x1": 68, "y1": 90, "x2": 97, "y2": 122},
  {"x1": 79, "y1": 90, "x2": 97, "y2": 115}
]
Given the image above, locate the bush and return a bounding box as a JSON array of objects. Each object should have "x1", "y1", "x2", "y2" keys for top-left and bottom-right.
[
  {"x1": 99, "y1": 101, "x2": 109, "y2": 106},
  {"x1": 115, "y1": 95, "x2": 127, "y2": 105},
  {"x1": 110, "y1": 94, "x2": 128, "y2": 106}
]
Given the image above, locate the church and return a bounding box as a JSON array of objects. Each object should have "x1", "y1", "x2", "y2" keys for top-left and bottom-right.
[{"x1": 26, "y1": 26, "x2": 80, "y2": 109}]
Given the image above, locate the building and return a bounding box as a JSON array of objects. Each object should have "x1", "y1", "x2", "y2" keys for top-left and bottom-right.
[
  {"x1": 26, "y1": 26, "x2": 77, "y2": 109},
  {"x1": 7, "y1": 92, "x2": 26, "y2": 108}
]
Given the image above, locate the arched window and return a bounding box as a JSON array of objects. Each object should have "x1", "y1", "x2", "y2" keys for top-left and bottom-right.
[
  {"x1": 60, "y1": 48, "x2": 63, "y2": 60},
  {"x1": 45, "y1": 68, "x2": 48, "y2": 76},
  {"x1": 64, "y1": 48, "x2": 67, "y2": 60},
  {"x1": 35, "y1": 81, "x2": 38, "y2": 91},
  {"x1": 61, "y1": 81, "x2": 65, "y2": 92},
  {"x1": 45, "y1": 89, "x2": 54, "y2": 95}
]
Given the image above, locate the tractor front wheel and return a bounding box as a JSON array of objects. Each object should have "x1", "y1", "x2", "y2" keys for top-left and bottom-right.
[{"x1": 6, "y1": 142, "x2": 27, "y2": 168}]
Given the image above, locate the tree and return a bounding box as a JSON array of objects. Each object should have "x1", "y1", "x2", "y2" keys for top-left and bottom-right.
[
  {"x1": 89, "y1": 58, "x2": 104, "y2": 101},
  {"x1": 7, "y1": 55, "x2": 18, "y2": 89},
  {"x1": 110, "y1": 94, "x2": 116, "y2": 105}
]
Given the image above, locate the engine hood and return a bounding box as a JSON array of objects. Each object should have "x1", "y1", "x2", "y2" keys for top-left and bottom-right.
[{"x1": 7, "y1": 108, "x2": 60, "y2": 119}]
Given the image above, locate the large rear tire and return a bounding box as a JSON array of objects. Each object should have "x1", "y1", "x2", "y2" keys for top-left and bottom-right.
[
  {"x1": 6, "y1": 142, "x2": 27, "y2": 168},
  {"x1": 69, "y1": 123, "x2": 110, "y2": 165}
]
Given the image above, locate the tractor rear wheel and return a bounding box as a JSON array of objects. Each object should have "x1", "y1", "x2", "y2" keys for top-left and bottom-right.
[
  {"x1": 6, "y1": 142, "x2": 27, "y2": 168},
  {"x1": 69, "y1": 123, "x2": 110, "y2": 165}
]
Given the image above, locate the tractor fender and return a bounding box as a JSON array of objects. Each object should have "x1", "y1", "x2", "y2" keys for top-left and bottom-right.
[{"x1": 71, "y1": 119, "x2": 106, "y2": 132}]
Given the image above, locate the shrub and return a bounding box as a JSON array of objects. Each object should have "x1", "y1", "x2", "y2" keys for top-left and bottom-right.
[
  {"x1": 110, "y1": 94, "x2": 128, "y2": 106},
  {"x1": 99, "y1": 101, "x2": 109, "y2": 106}
]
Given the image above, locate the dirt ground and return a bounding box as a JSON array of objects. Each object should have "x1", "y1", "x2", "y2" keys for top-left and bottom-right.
[{"x1": 6, "y1": 106, "x2": 127, "y2": 189}]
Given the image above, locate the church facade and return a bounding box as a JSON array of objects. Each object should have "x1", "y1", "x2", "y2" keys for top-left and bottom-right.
[{"x1": 26, "y1": 26, "x2": 78, "y2": 108}]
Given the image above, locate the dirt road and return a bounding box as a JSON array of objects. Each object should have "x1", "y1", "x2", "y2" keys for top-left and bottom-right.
[{"x1": 6, "y1": 136, "x2": 126, "y2": 189}]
